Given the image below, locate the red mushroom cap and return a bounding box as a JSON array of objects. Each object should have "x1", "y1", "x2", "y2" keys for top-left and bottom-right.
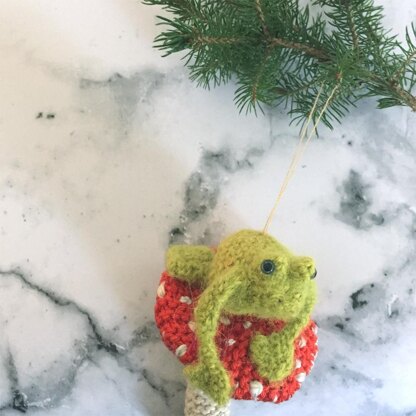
[{"x1": 155, "y1": 271, "x2": 318, "y2": 404}]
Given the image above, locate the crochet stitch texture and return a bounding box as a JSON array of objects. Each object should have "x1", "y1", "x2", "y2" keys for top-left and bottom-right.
[
  {"x1": 155, "y1": 271, "x2": 318, "y2": 404},
  {"x1": 156, "y1": 229, "x2": 318, "y2": 406}
]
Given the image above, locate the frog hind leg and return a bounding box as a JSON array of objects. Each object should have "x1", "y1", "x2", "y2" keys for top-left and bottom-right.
[{"x1": 184, "y1": 267, "x2": 244, "y2": 405}]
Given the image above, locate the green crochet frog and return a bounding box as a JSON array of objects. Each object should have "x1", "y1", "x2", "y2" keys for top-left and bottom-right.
[{"x1": 166, "y1": 229, "x2": 317, "y2": 405}]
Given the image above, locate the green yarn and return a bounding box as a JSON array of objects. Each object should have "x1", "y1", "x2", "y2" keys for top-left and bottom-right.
[
  {"x1": 209, "y1": 230, "x2": 316, "y2": 320},
  {"x1": 184, "y1": 267, "x2": 243, "y2": 405},
  {"x1": 165, "y1": 229, "x2": 317, "y2": 405},
  {"x1": 166, "y1": 245, "x2": 213, "y2": 283},
  {"x1": 249, "y1": 315, "x2": 311, "y2": 381}
]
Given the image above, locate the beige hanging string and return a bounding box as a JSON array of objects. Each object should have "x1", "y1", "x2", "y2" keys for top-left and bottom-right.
[{"x1": 262, "y1": 84, "x2": 339, "y2": 234}]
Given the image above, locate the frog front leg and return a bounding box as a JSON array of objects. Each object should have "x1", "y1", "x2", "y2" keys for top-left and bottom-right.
[
  {"x1": 249, "y1": 316, "x2": 309, "y2": 381},
  {"x1": 166, "y1": 245, "x2": 213, "y2": 283},
  {"x1": 251, "y1": 282, "x2": 316, "y2": 382},
  {"x1": 184, "y1": 267, "x2": 244, "y2": 405}
]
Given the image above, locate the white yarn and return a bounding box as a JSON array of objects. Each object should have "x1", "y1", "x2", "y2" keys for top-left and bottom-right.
[{"x1": 184, "y1": 384, "x2": 230, "y2": 416}]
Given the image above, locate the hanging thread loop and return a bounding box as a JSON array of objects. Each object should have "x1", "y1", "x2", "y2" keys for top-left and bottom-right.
[{"x1": 262, "y1": 84, "x2": 339, "y2": 234}]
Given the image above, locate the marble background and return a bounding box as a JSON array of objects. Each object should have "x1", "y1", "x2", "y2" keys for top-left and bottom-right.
[{"x1": 1, "y1": 0, "x2": 416, "y2": 415}]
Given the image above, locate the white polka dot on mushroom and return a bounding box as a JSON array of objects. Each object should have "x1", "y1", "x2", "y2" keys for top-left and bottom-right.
[
  {"x1": 249, "y1": 380, "x2": 263, "y2": 400},
  {"x1": 296, "y1": 372, "x2": 306, "y2": 382},
  {"x1": 175, "y1": 344, "x2": 187, "y2": 357},
  {"x1": 220, "y1": 316, "x2": 231, "y2": 325},
  {"x1": 180, "y1": 296, "x2": 192, "y2": 304},
  {"x1": 157, "y1": 282, "x2": 166, "y2": 298}
]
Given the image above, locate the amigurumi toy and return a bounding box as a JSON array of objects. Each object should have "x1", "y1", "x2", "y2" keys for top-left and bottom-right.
[{"x1": 155, "y1": 229, "x2": 318, "y2": 416}]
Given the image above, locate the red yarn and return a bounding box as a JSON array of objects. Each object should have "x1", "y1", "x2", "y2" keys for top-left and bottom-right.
[{"x1": 155, "y1": 271, "x2": 318, "y2": 404}]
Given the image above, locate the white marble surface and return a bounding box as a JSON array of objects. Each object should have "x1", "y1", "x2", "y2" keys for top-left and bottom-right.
[{"x1": 1, "y1": 1, "x2": 416, "y2": 415}]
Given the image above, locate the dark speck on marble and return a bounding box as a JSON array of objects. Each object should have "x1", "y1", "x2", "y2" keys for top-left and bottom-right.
[
  {"x1": 335, "y1": 170, "x2": 384, "y2": 229},
  {"x1": 350, "y1": 288, "x2": 369, "y2": 310},
  {"x1": 12, "y1": 391, "x2": 28, "y2": 413},
  {"x1": 36, "y1": 112, "x2": 56, "y2": 120}
]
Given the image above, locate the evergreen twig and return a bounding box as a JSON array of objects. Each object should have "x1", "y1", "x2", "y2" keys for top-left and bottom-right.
[{"x1": 144, "y1": 0, "x2": 416, "y2": 128}]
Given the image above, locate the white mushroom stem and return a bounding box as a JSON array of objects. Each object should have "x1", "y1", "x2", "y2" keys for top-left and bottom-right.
[{"x1": 185, "y1": 384, "x2": 230, "y2": 416}]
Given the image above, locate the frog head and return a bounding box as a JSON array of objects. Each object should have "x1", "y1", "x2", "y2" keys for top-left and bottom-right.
[{"x1": 208, "y1": 229, "x2": 317, "y2": 320}]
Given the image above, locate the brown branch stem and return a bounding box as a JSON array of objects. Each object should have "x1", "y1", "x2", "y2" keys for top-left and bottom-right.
[
  {"x1": 192, "y1": 34, "x2": 329, "y2": 62},
  {"x1": 367, "y1": 73, "x2": 416, "y2": 111},
  {"x1": 251, "y1": 49, "x2": 273, "y2": 102},
  {"x1": 254, "y1": 0, "x2": 270, "y2": 38},
  {"x1": 269, "y1": 38, "x2": 329, "y2": 61},
  {"x1": 391, "y1": 83, "x2": 416, "y2": 111},
  {"x1": 345, "y1": 4, "x2": 359, "y2": 50},
  {"x1": 392, "y1": 50, "x2": 416, "y2": 81},
  {"x1": 192, "y1": 36, "x2": 244, "y2": 46}
]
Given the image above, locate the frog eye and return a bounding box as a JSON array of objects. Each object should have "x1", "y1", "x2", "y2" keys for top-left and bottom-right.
[
  {"x1": 260, "y1": 259, "x2": 275, "y2": 275},
  {"x1": 311, "y1": 269, "x2": 317, "y2": 279}
]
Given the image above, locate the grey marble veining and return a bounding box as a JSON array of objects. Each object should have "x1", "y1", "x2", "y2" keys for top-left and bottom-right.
[{"x1": 1, "y1": 1, "x2": 416, "y2": 415}]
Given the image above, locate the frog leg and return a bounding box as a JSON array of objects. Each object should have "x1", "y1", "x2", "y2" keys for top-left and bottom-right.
[
  {"x1": 249, "y1": 315, "x2": 309, "y2": 381},
  {"x1": 184, "y1": 266, "x2": 244, "y2": 405},
  {"x1": 250, "y1": 292, "x2": 316, "y2": 382},
  {"x1": 166, "y1": 245, "x2": 213, "y2": 283}
]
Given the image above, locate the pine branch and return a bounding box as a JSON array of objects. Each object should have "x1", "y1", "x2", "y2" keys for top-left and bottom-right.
[
  {"x1": 269, "y1": 38, "x2": 329, "y2": 60},
  {"x1": 345, "y1": 3, "x2": 359, "y2": 50},
  {"x1": 145, "y1": 0, "x2": 416, "y2": 128},
  {"x1": 393, "y1": 50, "x2": 416, "y2": 81},
  {"x1": 254, "y1": 0, "x2": 270, "y2": 38}
]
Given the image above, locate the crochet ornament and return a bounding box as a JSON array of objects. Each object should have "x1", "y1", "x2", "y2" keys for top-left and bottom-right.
[{"x1": 155, "y1": 229, "x2": 318, "y2": 416}]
